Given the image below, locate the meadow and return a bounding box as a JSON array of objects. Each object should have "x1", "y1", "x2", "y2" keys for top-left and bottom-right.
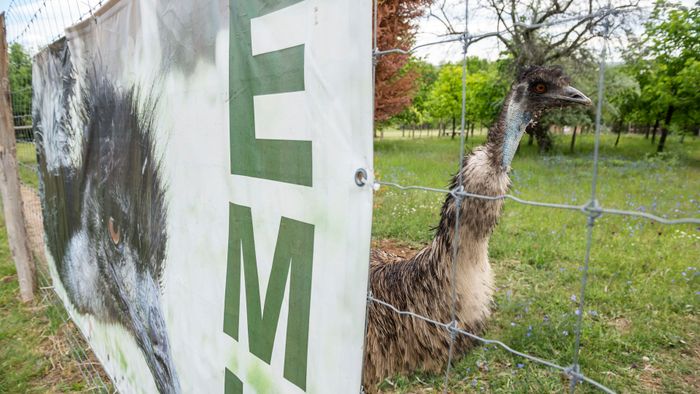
[
  {"x1": 0, "y1": 143, "x2": 97, "y2": 392},
  {"x1": 1, "y1": 134, "x2": 698, "y2": 392},
  {"x1": 372, "y1": 132, "x2": 699, "y2": 392}
]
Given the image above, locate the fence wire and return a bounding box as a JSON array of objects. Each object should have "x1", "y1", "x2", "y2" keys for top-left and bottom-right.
[
  {"x1": 368, "y1": 1, "x2": 699, "y2": 394},
  {"x1": 3, "y1": 0, "x2": 699, "y2": 393},
  {"x1": 5, "y1": 0, "x2": 112, "y2": 391}
]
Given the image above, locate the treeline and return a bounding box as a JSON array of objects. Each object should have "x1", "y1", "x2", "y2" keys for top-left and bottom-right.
[{"x1": 375, "y1": 1, "x2": 699, "y2": 153}]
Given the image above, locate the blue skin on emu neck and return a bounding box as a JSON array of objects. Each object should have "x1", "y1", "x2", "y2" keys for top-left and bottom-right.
[{"x1": 501, "y1": 107, "x2": 532, "y2": 169}]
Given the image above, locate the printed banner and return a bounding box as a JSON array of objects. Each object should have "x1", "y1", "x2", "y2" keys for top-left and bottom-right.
[{"x1": 32, "y1": 0, "x2": 373, "y2": 392}]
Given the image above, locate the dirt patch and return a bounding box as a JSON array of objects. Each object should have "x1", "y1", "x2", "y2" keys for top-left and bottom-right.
[
  {"x1": 20, "y1": 184, "x2": 45, "y2": 263},
  {"x1": 17, "y1": 185, "x2": 113, "y2": 391},
  {"x1": 638, "y1": 358, "x2": 662, "y2": 392},
  {"x1": 683, "y1": 344, "x2": 700, "y2": 390},
  {"x1": 609, "y1": 317, "x2": 631, "y2": 334},
  {"x1": 372, "y1": 239, "x2": 422, "y2": 259}
]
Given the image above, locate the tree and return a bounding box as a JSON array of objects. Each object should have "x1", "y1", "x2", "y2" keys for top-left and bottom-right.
[
  {"x1": 426, "y1": 59, "x2": 507, "y2": 138},
  {"x1": 390, "y1": 58, "x2": 439, "y2": 131},
  {"x1": 626, "y1": 1, "x2": 700, "y2": 151},
  {"x1": 428, "y1": 0, "x2": 639, "y2": 151},
  {"x1": 8, "y1": 43, "x2": 32, "y2": 126},
  {"x1": 602, "y1": 65, "x2": 640, "y2": 146},
  {"x1": 374, "y1": 0, "x2": 434, "y2": 125},
  {"x1": 427, "y1": 64, "x2": 463, "y2": 137}
]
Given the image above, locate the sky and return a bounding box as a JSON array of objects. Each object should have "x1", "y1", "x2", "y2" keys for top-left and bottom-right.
[
  {"x1": 1, "y1": 0, "x2": 697, "y2": 61},
  {"x1": 411, "y1": 0, "x2": 698, "y2": 64}
]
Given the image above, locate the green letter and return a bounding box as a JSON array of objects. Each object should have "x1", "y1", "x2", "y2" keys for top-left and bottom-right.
[
  {"x1": 230, "y1": 0, "x2": 312, "y2": 186},
  {"x1": 223, "y1": 203, "x2": 314, "y2": 390},
  {"x1": 224, "y1": 369, "x2": 243, "y2": 394}
]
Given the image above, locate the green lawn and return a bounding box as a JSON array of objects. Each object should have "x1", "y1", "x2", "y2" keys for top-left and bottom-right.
[
  {"x1": 3, "y1": 136, "x2": 698, "y2": 392},
  {"x1": 0, "y1": 143, "x2": 96, "y2": 392},
  {"x1": 16, "y1": 142, "x2": 39, "y2": 189},
  {"x1": 373, "y1": 133, "x2": 700, "y2": 393}
]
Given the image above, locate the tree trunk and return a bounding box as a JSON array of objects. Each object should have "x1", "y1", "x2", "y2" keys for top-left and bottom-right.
[
  {"x1": 614, "y1": 120, "x2": 623, "y2": 147},
  {"x1": 651, "y1": 118, "x2": 659, "y2": 144},
  {"x1": 657, "y1": 105, "x2": 675, "y2": 153},
  {"x1": 570, "y1": 125, "x2": 578, "y2": 153},
  {"x1": 528, "y1": 122, "x2": 553, "y2": 153},
  {"x1": 451, "y1": 117, "x2": 456, "y2": 140},
  {"x1": 0, "y1": 14, "x2": 35, "y2": 302},
  {"x1": 470, "y1": 123, "x2": 474, "y2": 139},
  {"x1": 644, "y1": 124, "x2": 650, "y2": 139}
]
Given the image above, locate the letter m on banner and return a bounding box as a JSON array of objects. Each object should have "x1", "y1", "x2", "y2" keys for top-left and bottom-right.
[{"x1": 223, "y1": 204, "x2": 314, "y2": 391}]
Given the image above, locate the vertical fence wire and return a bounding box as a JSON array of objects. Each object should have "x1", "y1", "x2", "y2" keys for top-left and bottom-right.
[
  {"x1": 443, "y1": 1, "x2": 470, "y2": 392},
  {"x1": 569, "y1": 20, "x2": 611, "y2": 393}
]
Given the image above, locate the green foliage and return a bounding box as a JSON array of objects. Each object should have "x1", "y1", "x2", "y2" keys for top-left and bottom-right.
[
  {"x1": 422, "y1": 58, "x2": 508, "y2": 130},
  {"x1": 623, "y1": 1, "x2": 700, "y2": 135},
  {"x1": 8, "y1": 43, "x2": 32, "y2": 126},
  {"x1": 391, "y1": 59, "x2": 439, "y2": 126},
  {"x1": 373, "y1": 134, "x2": 700, "y2": 392},
  {"x1": 426, "y1": 64, "x2": 463, "y2": 123}
]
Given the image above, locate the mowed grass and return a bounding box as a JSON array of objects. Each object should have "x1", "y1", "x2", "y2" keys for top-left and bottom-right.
[
  {"x1": 372, "y1": 133, "x2": 700, "y2": 393},
  {"x1": 16, "y1": 142, "x2": 39, "y2": 189},
  {"x1": 0, "y1": 143, "x2": 90, "y2": 392}
]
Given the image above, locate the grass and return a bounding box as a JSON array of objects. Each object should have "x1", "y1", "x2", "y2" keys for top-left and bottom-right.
[
  {"x1": 16, "y1": 142, "x2": 39, "y2": 189},
  {"x1": 0, "y1": 143, "x2": 93, "y2": 393},
  {"x1": 3, "y1": 136, "x2": 698, "y2": 392},
  {"x1": 372, "y1": 132, "x2": 700, "y2": 393}
]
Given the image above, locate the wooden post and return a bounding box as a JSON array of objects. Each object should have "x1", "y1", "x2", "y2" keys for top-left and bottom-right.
[{"x1": 0, "y1": 13, "x2": 35, "y2": 302}]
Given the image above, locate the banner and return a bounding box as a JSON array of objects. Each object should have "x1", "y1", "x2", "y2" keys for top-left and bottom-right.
[{"x1": 32, "y1": 0, "x2": 373, "y2": 392}]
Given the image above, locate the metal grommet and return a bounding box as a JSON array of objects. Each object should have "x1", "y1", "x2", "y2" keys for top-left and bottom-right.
[{"x1": 354, "y1": 168, "x2": 368, "y2": 187}]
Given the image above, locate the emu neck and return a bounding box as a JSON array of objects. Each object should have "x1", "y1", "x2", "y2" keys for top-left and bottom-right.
[
  {"x1": 419, "y1": 91, "x2": 531, "y2": 324},
  {"x1": 502, "y1": 103, "x2": 531, "y2": 169},
  {"x1": 488, "y1": 88, "x2": 533, "y2": 170}
]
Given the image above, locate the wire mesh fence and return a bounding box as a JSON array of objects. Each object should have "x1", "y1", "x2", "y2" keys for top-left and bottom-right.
[
  {"x1": 367, "y1": 1, "x2": 699, "y2": 394},
  {"x1": 2, "y1": 0, "x2": 698, "y2": 393},
  {"x1": 4, "y1": 1, "x2": 112, "y2": 391}
]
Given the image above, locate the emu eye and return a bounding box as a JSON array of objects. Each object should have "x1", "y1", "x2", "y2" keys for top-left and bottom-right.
[
  {"x1": 108, "y1": 217, "x2": 121, "y2": 246},
  {"x1": 534, "y1": 83, "x2": 547, "y2": 94}
]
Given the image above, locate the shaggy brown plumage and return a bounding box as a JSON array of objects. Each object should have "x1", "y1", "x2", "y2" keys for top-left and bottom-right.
[{"x1": 363, "y1": 66, "x2": 592, "y2": 390}]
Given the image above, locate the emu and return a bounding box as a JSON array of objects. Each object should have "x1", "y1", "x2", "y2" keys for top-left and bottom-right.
[
  {"x1": 34, "y1": 41, "x2": 180, "y2": 393},
  {"x1": 363, "y1": 66, "x2": 592, "y2": 390}
]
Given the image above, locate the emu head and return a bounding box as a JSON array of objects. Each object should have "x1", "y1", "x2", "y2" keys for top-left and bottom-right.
[
  {"x1": 497, "y1": 66, "x2": 591, "y2": 169},
  {"x1": 75, "y1": 74, "x2": 180, "y2": 393},
  {"x1": 512, "y1": 65, "x2": 592, "y2": 113}
]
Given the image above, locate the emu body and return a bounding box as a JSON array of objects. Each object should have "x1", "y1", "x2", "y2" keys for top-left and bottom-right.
[{"x1": 363, "y1": 66, "x2": 591, "y2": 389}]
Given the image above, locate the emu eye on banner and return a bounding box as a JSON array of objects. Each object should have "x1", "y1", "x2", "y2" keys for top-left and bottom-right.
[{"x1": 32, "y1": 0, "x2": 373, "y2": 392}]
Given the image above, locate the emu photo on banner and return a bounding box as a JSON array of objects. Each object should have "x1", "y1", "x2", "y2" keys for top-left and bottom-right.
[{"x1": 32, "y1": 0, "x2": 373, "y2": 392}]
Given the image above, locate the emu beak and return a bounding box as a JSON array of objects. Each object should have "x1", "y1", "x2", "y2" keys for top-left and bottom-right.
[
  {"x1": 115, "y1": 268, "x2": 181, "y2": 394},
  {"x1": 143, "y1": 294, "x2": 181, "y2": 394},
  {"x1": 555, "y1": 86, "x2": 592, "y2": 106}
]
